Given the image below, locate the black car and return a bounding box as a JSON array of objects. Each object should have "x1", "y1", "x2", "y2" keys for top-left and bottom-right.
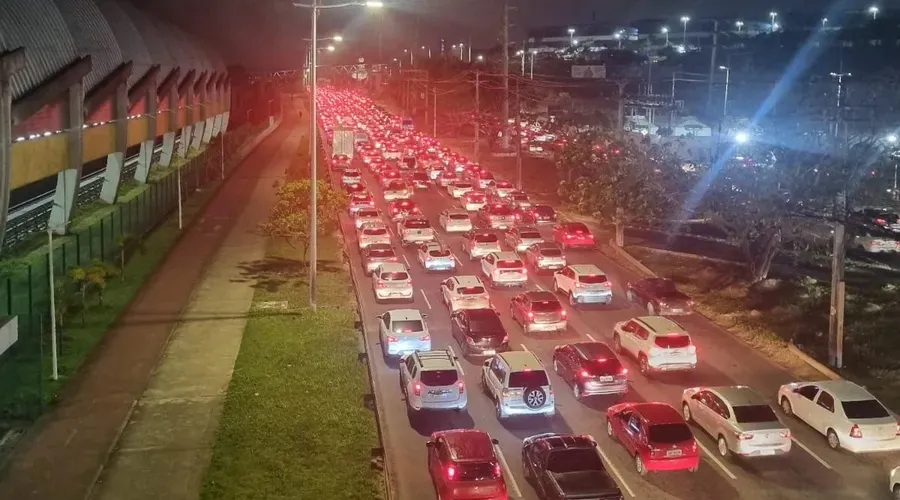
[
  {"x1": 522, "y1": 433, "x2": 623, "y2": 500},
  {"x1": 528, "y1": 204, "x2": 557, "y2": 224},
  {"x1": 450, "y1": 308, "x2": 509, "y2": 357},
  {"x1": 552, "y1": 342, "x2": 628, "y2": 400},
  {"x1": 625, "y1": 277, "x2": 693, "y2": 315}
]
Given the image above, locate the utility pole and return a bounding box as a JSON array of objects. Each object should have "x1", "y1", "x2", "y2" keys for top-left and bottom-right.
[
  {"x1": 706, "y1": 20, "x2": 719, "y2": 114},
  {"x1": 309, "y1": 1, "x2": 318, "y2": 309},
  {"x1": 432, "y1": 86, "x2": 437, "y2": 137},
  {"x1": 474, "y1": 70, "x2": 480, "y2": 161},
  {"x1": 501, "y1": 0, "x2": 510, "y2": 149},
  {"x1": 515, "y1": 77, "x2": 523, "y2": 189},
  {"x1": 828, "y1": 70, "x2": 849, "y2": 369}
]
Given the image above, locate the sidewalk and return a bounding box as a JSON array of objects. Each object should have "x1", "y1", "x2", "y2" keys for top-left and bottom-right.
[{"x1": 0, "y1": 113, "x2": 298, "y2": 500}]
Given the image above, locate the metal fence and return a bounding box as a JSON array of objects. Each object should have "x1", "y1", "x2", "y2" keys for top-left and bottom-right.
[{"x1": 0, "y1": 121, "x2": 267, "y2": 426}]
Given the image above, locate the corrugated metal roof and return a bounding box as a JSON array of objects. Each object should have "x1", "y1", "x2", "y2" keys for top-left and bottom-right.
[
  {"x1": 178, "y1": 28, "x2": 214, "y2": 74},
  {"x1": 152, "y1": 20, "x2": 190, "y2": 74},
  {"x1": 117, "y1": 2, "x2": 175, "y2": 79},
  {"x1": 53, "y1": 0, "x2": 124, "y2": 91},
  {"x1": 0, "y1": 0, "x2": 79, "y2": 100},
  {"x1": 96, "y1": 0, "x2": 152, "y2": 89}
]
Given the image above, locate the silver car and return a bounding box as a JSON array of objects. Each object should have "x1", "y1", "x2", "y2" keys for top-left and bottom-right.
[
  {"x1": 372, "y1": 262, "x2": 414, "y2": 303},
  {"x1": 353, "y1": 208, "x2": 381, "y2": 229},
  {"x1": 377, "y1": 308, "x2": 430, "y2": 358},
  {"x1": 399, "y1": 349, "x2": 467, "y2": 413},
  {"x1": 505, "y1": 226, "x2": 544, "y2": 253},
  {"x1": 523, "y1": 242, "x2": 567, "y2": 272},
  {"x1": 439, "y1": 209, "x2": 473, "y2": 233},
  {"x1": 358, "y1": 221, "x2": 391, "y2": 250}
]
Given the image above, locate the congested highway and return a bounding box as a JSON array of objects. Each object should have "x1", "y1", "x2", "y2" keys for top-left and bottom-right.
[{"x1": 317, "y1": 88, "x2": 900, "y2": 500}]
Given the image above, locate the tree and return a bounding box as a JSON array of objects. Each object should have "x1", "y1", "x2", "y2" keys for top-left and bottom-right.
[
  {"x1": 69, "y1": 260, "x2": 118, "y2": 323},
  {"x1": 114, "y1": 234, "x2": 144, "y2": 280},
  {"x1": 258, "y1": 179, "x2": 348, "y2": 260}
]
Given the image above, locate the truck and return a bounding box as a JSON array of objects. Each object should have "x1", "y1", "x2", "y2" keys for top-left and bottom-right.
[
  {"x1": 522, "y1": 433, "x2": 623, "y2": 500},
  {"x1": 332, "y1": 126, "x2": 355, "y2": 159}
]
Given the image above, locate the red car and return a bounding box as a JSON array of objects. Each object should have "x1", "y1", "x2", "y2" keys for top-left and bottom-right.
[
  {"x1": 552, "y1": 222, "x2": 595, "y2": 249},
  {"x1": 387, "y1": 199, "x2": 420, "y2": 221},
  {"x1": 606, "y1": 402, "x2": 700, "y2": 475},
  {"x1": 427, "y1": 429, "x2": 508, "y2": 500}
]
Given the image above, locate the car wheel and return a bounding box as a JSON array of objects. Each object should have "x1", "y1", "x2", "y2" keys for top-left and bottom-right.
[
  {"x1": 569, "y1": 293, "x2": 577, "y2": 307},
  {"x1": 552, "y1": 358, "x2": 561, "y2": 375},
  {"x1": 780, "y1": 397, "x2": 793, "y2": 417},
  {"x1": 893, "y1": 484, "x2": 900, "y2": 500},
  {"x1": 613, "y1": 334, "x2": 623, "y2": 353},
  {"x1": 639, "y1": 355, "x2": 651, "y2": 377},
  {"x1": 606, "y1": 419, "x2": 616, "y2": 440},
  {"x1": 496, "y1": 399, "x2": 506, "y2": 420},
  {"x1": 682, "y1": 403, "x2": 692, "y2": 423},
  {"x1": 573, "y1": 383, "x2": 582, "y2": 400},
  {"x1": 826, "y1": 429, "x2": 840, "y2": 450},
  {"x1": 553, "y1": 280, "x2": 561, "y2": 293},
  {"x1": 626, "y1": 289, "x2": 634, "y2": 302},
  {"x1": 647, "y1": 302, "x2": 656, "y2": 315},
  {"x1": 717, "y1": 436, "x2": 730, "y2": 458},
  {"x1": 480, "y1": 373, "x2": 489, "y2": 393},
  {"x1": 635, "y1": 456, "x2": 646, "y2": 476}
]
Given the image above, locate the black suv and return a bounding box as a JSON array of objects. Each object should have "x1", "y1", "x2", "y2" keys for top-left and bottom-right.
[
  {"x1": 522, "y1": 433, "x2": 623, "y2": 500},
  {"x1": 450, "y1": 308, "x2": 509, "y2": 357}
]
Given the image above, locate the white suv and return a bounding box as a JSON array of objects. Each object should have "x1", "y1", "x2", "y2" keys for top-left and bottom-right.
[
  {"x1": 397, "y1": 216, "x2": 436, "y2": 246},
  {"x1": 481, "y1": 252, "x2": 528, "y2": 288},
  {"x1": 612, "y1": 316, "x2": 697, "y2": 376},
  {"x1": 440, "y1": 275, "x2": 492, "y2": 312},
  {"x1": 553, "y1": 264, "x2": 613, "y2": 306},
  {"x1": 358, "y1": 221, "x2": 391, "y2": 250},
  {"x1": 400, "y1": 349, "x2": 467, "y2": 413},
  {"x1": 481, "y1": 351, "x2": 555, "y2": 419}
]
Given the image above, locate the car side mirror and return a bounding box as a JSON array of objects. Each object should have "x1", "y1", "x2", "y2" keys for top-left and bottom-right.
[
  {"x1": 376, "y1": 314, "x2": 383, "y2": 320},
  {"x1": 422, "y1": 314, "x2": 429, "y2": 319},
  {"x1": 491, "y1": 438, "x2": 500, "y2": 445},
  {"x1": 425, "y1": 441, "x2": 435, "y2": 448},
  {"x1": 483, "y1": 360, "x2": 491, "y2": 368}
]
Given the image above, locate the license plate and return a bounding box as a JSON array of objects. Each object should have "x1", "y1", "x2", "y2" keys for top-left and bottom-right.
[
  {"x1": 482, "y1": 349, "x2": 496, "y2": 355},
  {"x1": 760, "y1": 449, "x2": 776, "y2": 456},
  {"x1": 599, "y1": 376, "x2": 613, "y2": 382},
  {"x1": 666, "y1": 449, "x2": 683, "y2": 457}
]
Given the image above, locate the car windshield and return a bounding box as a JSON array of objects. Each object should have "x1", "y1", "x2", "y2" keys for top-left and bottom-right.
[
  {"x1": 497, "y1": 260, "x2": 523, "y2": 269},
  {"x1": 368, "y1": 249, "x2": 394, "y2": 258},
  {"x1": 420, "y1": 369, "x2": 458, "y2": 386},
  {"x1": 496, "y1": 182, "x2": 512, "y2": 188},
  {"x1": 654, "y1": 334, "x2": 691, "y2": 349},
  {"x1": 344, "y1": 170, "x2": 360, "y2": 176},
  {"x1": 449, "y1": 213, "x2": 469, "y2": 220},
  {"x1": 531, "y1": 300, "x2": 561, "y2": 312},
  {"x1": 650, "y1": 279, "x2": 678, "y2": 295},
  {"x1": 455, "y1": 182, "x2": 473, "y2": 189},
  {"x1": 457, "y1": 462, "x2": 496, "y2": 481},
  {"x1": 404, "y1": 220, "x2": 431, "y2": 229},
  {"x1": 474, "y1": 234, "x2": 499, "y2": 243},
  {"x1": 459, "y1": 286, "x2": 486, "y2": 295},
  {"x1": 648, "y1": 423, "x2": 693, "y2": 444},
  {"x1": 508, "y1": 370, "x2": 549, "y2": 388},
  {"x1": 387, "y1": 182, "x2": 408, "y2": 190},
  {"x1": 479, "y1": 172, "x2": 495, "y2": 179},
  {"x1": 535, "y1": 206, "x2": 555, "y2": 216},
  {"x1": 364, "y1": 228, "x2": 387, "y2": 235},
  {"x1": 392, "y1": 320, "x2": 423, "y2": 333},
  {"x1": 357, "y1": 210, "x2": 378, "y2": 217},
  {"x1": 490, "y1": 206, "x2": 512, "y2": 215},
  {"x1": 841, "y1": 399, "x2": 890, "y2": 419},
  {"x1": 546, "y1": 449, "x2": 604, "y2": 473},
  {"x1": 567, "y1": 223, "x2": 589, "y2": 233},
  {"x1": 467, "y1": 194, "x2": 485, "y2": 201},
  {"x1": 578, "y1": 274, "x2": 608, "y2": 284},
  {"x1": 412, "y1": 172, "x2": 428, "y2": 180},
  {"x1": 519, "y1": 231, "x2": 541, "y2": 239},
  {"x1": 429, "y1": 249, "x2": 451, "y2": 257},
  {"x1": 510, "y1": 193, "x2": 528, "y2": 201},
  {"x1": 540, "y1": 248, "x2": 563, "y2": 257},
  {"x1": 382, "y1": 272, "x2": 409, "y2": 281},
  {"x1": 732, "y1": 405, "x2": 779, "y2": 424}
]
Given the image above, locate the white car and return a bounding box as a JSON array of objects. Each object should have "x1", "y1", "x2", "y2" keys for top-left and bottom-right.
[
  {"x1": 505, "y1": 226, "x2": 544, "y2": 252},
  {"x1": 372, "y1": 262, "x2": 414, "y2": 303},
  {"x1": 383, "y1": 180, "x2": 412, "y2": 201},
  {"x1": 507, "y1": 190, "x2": 532, "y2": 209},
  {"x1": 377, "y1": 308, "x2": 430, "y2": 358},
  {"x1": 441, "y1": 276, "x2": 491, "y2": 311},
  {"x1": 777, "y1": 380, "x2": 900, "y2": 452},
  {"x1": 397, "y1": 216, "x2": 436, "y2": 246},
  {"x1": 416, "y1": 242, "x2": 456, "y2": 272},
  {"x1": 474, "y1": 172, "x2": 495, "y2": 190},
  {"x1": 399, "y1": 349, "x2": 467, "y2": 413},
  {"x1": 553, "y1": 264, "x2": 613, "y2": 306},
  {"x1": 481, "y1": 252, "x2": 528, "y2": 288},
  {"x1": 439, "y1": 209, "x2": 472, "y2": 233},
  {"x1": 522, "y1": 242, "x2": 566, "y2": 272},
  {"x1": 481, "y1": 351, "x2": 555, "y2": 419},
  {"x1": 682, "y1": 386, "x2": 792, "y2": 458},
  {"x1": 460, "y1": 191, "x2": 487, "y2": 212},
  {"x1": 358, "y1": 221, "x2": 390, "y2": 250},
  {"x1": 486, "y1": 180, "x2": 516, "y2": 198},
  {"x1": 341, "y1": 168, "x2": 362, "y2": 186},
  {"x1": 447, "y1": 181, "x2": 475, "y2": 199},
  {"x1": 462, "y1": 230, "x2": 502, "y2": 260},
  {"x1": 612, "y1": 316, "x2": 697, "y2": 376},
  {"x1": 353, "y1": 208, "x2": 381, "y2": 229}
]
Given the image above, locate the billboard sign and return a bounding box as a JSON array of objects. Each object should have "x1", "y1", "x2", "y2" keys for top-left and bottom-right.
[{"x1": 571, "y1": 65, "x2": 606, "y2": 79}]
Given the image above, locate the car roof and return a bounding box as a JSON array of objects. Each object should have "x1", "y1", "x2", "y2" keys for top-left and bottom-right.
[
  {"x1": 437, "y1": 429, "x2": 495, "y2": 462},
  {"x1": 386, "y1": 308, "x2": 422, "y2": 321},
  {"x1": 523, "y1": 290, "x2": 558, "y2": 302},
  {"x1": 635, "y1": 316, "x2": 688, "y2": 335},
  {"x1": 414, "y1": 350, "x2": 458, "y2": 371},
  {"x1": 808, "y1": 380, "x2": 875, "y2": 401},
  {"x1": 532, "y1": 433, "x2": 595, "y2": 451},
  {"x1": 570, "y1": 264, "x2": 604, "y2": 275},
  {"x1": 708, "y1": 386, "x2": 766, "y2": 407},
  {"x1": 495, "y1": 251, "x2": 521, "y2": 260},
  {"x1": 632, "y1": 402, "x2": 683, "y2": 424},
  {"x1": 452, "y1": 275, "x2": 483, "y2": 287},
  {"x1": 532, "y1": 242, "x2": 562, "y2": 251},
  {"x1": 571, "y1": 341, "x2": 615, "y2": 359},
  {"x1": 378, "y1": 262, "x2": 407, "y2": 273},
  {"x1": 466, "y1": 308, "x2": 499, "y2": 319},
  {"x1": 366, "y1": 243, "x2": 393, "y2": 251},
  {"x1": 499, "y1": 351, "x2": 544, "y2": 371}
]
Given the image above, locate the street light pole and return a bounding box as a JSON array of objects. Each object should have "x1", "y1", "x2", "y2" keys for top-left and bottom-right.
[
  {"x1": 719, "y1": 66, "x2": 730, "y2": 117},
  {"x1": 681, "y1": 16, "x2": 690, "y2": 45},
  {"x1": 47, "y1": 229, "x2": 58, "y2": 381},
  {"x1": 529, "y1": 50, "x2": 535, "y2": 79}
]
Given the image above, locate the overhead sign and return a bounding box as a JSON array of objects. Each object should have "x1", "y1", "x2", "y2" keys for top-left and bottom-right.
[
  {"x1": 571, "y1": 65, "x2": 606, "y2": 79},
  {"x1": 351, "y1": 65, "x2": 368, "y2": 80}
]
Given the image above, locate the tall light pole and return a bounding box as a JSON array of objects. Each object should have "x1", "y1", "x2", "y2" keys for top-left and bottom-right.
[
  {"x1": 294, "y1": 0, "x2": 384, "y2": 308},
  {"x1": 529, "y1": 49, "x2": 535, "y2": 79},
  {"x1": 567, "y1": 27, "x2": 575, "y2": 44},
  {"x1": 614, "y1": 32, "x2": 622, "y2": 49},
  {"x1": 869, "y1": 5, "x2": 879, "y2": 19},
  {"x1": 769, "y1": 11, "x2": 777, "y2": 32},
  {"x1": 680, "y1": 16, "x2": 690, "y2": 44},
  {"x1": 422, "y1": 45, "x2": 431, "y2": 58},
  {"x1": 404, "y1": 48, "x2": 413, "y2": 65},
  {"x1": 661, "y1": 26, "x2": 669, "y2": 45},
  {"x1": 887, "y1": 134, "x2": 899, "y2": 200},
  {"x1": 822, "y1": 17, "x2": 828, "y2": 28},
  {"x1": 735, "y1": 20, "x2": 744, "y2": 33},
  {"x1": 458, "y1": 42, "x2": 465, "y2": 60},
  {"x1": 516, "y1": 50, "x2": 525, "y2": 75},
  {"x1": 719, "y1": 66, "x2": 730, "y2": 116}
]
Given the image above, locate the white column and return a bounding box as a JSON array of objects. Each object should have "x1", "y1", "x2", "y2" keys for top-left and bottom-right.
[
  {"x1": 48, "y1": 82, "x2": 85, "y2": 233},
  {"x1": 99, "y1": 82, "x2": 127, "y2": 204}
]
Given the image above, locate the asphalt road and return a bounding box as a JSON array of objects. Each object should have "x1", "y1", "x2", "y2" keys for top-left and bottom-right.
[{"x1": 324, "y1": 120, "x2": 900, "y2": 500}]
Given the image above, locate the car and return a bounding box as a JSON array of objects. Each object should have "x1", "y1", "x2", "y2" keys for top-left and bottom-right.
[
  {"x1": 361, "y1": 243, "x2": 399, "y2": 275},
  {"x1": 477, "y1": 203, "x2": 516, "y2": 230},
  {"x1": 348, "y1": 193, "x2": 376, "y2": 214},
  {"x1": 437, "y1": 170, "x2": 458, "y2": 187},
  {"x1": 625, "y1": 277, "x2": 693, "y2": 316},
  {"x1": 353, "y1": 208, "x2": 381, "y2": 229},
  {"x1": 460, "y1": 191, "x2": 487, "y2": 212},
  {"x1": 372, "y1": 262, "x2": 414, "y2": 303},
  {"x1": 379, "y1": 169, "x2": 402, "y2": 187},
  {"x1": 368, "y1": 156, "x2": 386, "y2": 172},
  {"x1": 481, "y1": 252, "x2": 528, "y2": 288},
  {"x1": 461, "y1": 230, "x2": 502, "y2": 260},
  {"x1": 521, "y1": 433, "x2": 623, "y2": 500},
  {"x1": 331, "y1": 154, "x2": 351, "y2": 170},
  {"x1": 387, "y1": 199, "x2": 420, "y2": 221},
  {"x1": 343, "y1": 182, "x2": 367, "y2": 195},
  {"x1": 523, "y1": 242, "x2": 566, "y2": 273},
  {"x1": 439, "y1": 209, "x2": 473, "y2": 233},
  {"x1": 606, "y1": 402, "x2": 700, "y2": 475},
  {"x1": 612, "y1": 316, "x2": 697, "y2": 376},
  {"x1": 509, "y1": 291, "x2": 567, "y2": 333},
  {"x1": 426, "y1": 430, "x2": 508, "y2": 500},
  {"x1": 482, "y1": 351, "x2": 556, "y2": 419},
  {"x1": 505, "y1": 226, "x2": 544, "y2": 253},
  {"x1": 777, "y1": 380, "x2": 900, "y2": 452},
  {"x1": 486, "y1": 180, "x2": 516, "y2": 198},
  {"x1": 474, "y1": 170, "x2": 496, "y2": 190},
  {"x1": 553, "y1": 342, "x2": 628, "y2": 400},
  {"x1": 451, "y1": 308, "x2": 509, "y2": 357},
  {"x1": 506, "y1": 190, "x2": 532, "y2": 209},
  {"x1": 441, "y1": 275, "x2": 492, "y2": 312},
  {"x1": 553, "y1": 264, "x2": 613, "y2": 306},
  {"x1": 891, "y1": 466, "x2": 899, "y2": 499},
  {"x1": 426, "y1": 162, "x2": 444, "y2": 181},
  {"x1": 397, "y1": 216, "x2": 436, "y2": 246},
  {"x1": 341, "y1": 168, "x2": 362, "y2": 186},
  {"x1": 383, "y1": 180, "x2": 412, "y2": 201},
  {"x1": 400, "y1": 349, "x2": 467, "y2": 413},
  {"x1": 552, "y1": 222, "x2": 595, "y2": 249},
  {"x1": 358, "y1": 221, "x2": 391, "y2": 250},
  {"x1": 526, "y1": 204, "x2": 557, "y2": 225},
  {"x1": 377, "y1": 308, "x2": 430, "y2": 357},
  {"x1": 384, "y1": 144, "x2": 402, "y2": 160},
  {"x1": 360, "y1": 150, "x2": 379, "y2": 165},
  {"x1": 416, "y1": 242, "x2": 456, "y2": 272},
  {"x1": 682, "y1": 386, "x2": 791, "y2": 458},
  {"x1": 411, "y1": 171, "x2": 430, "y2": 189},
  {"x1": 448, "y1": 181, "x2": 475, "y2": 199}
]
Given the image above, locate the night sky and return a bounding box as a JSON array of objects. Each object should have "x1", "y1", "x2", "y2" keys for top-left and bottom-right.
[{"x1": 137, "y1": 0, "x2": 896, "y2": 70}]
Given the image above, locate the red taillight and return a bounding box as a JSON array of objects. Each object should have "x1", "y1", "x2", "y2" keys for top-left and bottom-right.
[
  {"x1": 620, "y1": 368, "x2": 629, "y2": 375},
  {"x1": 876, "y1": 218, "x2": 887, "y2": 225},
  {"x1": 560, "y1": 309, "x2": 567, "y2": 318},
  {"x1": 413, "y1": 383, "x2": 422, "y2": 396},
  {"x1": 390, "y1": 257, "x2": 398, "y2": 261},
  {"x1": 420, "y1": 335, "x2": 430, "y2": 341},
  {"x1": 376, "y1": 282, "x2": 387, "y2": 288},
  {"x1": 502, "y1": 335, "x2": 509, "y2": 343},
  {"x1": 579, "y1": 369, "x2": 590, "y2": 378},
  {"x1": 736, "y1": 432, "x2": 754, "y2": 440},
  {"x1": 895, "y1": 422, "x2": 900, "y2": 436},
  {"x1": 780, "y1": 430, "x2": 791, "y2": 439},
  {"x1": 850, "y1": 425, "x2": 863, "y2": 438},
  {"x1": 566, "y1": 234, "x2": 574, "y2": 239},
  {"x1": 691, "y1": 441, "x2": 698, "y2": 453},
  {"x1": 492, "y1": 462, "x2": 502, "y2": 479},
  {"x1": 527, "y1": 311, "x2": 535, "y2": 320},
  {"x1": 457, "y1": 381, "x2": 465, "y2": 393},
  {"x1": 446, "y1": 465, "x2": 456, "y2": 480},
  {"x1": 386, "y1": 335, "x2": 398, "y2": 342}
]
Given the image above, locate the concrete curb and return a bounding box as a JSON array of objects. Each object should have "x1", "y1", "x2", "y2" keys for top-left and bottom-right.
[
  {"x1": 787, "y1": 343, "x2": 842, "y2": 380},
  {"x1": 628, "y1": 245, "x2": 746, "y2": 267}
]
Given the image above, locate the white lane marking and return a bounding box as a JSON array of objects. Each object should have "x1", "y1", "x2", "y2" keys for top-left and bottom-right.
[
  {"x1": 493, "y1": 444, "x2": 523, "y2": 499},
  {"x1": 586, "y1": 333, "x2": 597, "y2": 342},
  {"x1": 520, "y1": 343, "x2": 530, "y2": 352},
  {"x1": 420, "y1": 289, "x2": 432, "y2": 309},
  {"x1": 696, "y1": 440, "x2": 737, "y2": 479},
  {"x1": 402, "y1": 254, "x2": 411, "y2": 267},
  {"x1": 595, "y1": 443, "x2": 636, "y2": 498},
  {"x1": 534, "y1": 283, "x2": 544, "y2": 291},
  {"x1": 388, "y1": 227, "x2": 396, "y2": 238},
  {"x1": 791, "y1": 437, "x2": 832, "y2": 469},
  {"x1": 447, "y1": 345, "x2": 463, "y2": 374}
]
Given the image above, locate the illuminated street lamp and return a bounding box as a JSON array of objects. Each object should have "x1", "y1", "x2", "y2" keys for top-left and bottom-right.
[
  {"x1": 529, "y1": 49, "x2": 536, "y2": 79},
  {"x1": 661, "y1": 26, "x2": 669, "y2": 45},
  {"x1": 822, "y1": 17, "x2": 828, "y2": 28},
  {"x1": 326, "y1": 45, "x2": 335, "y2": 52},
  {"x1": 404, "y1": 48, "x2": 413, "y2": 65},
  {"x1": 422, "y1": 45, "x2": 431, "y2": 58},
  {"x1": 567, "y1": 27, "x2": 575, "y2": 44},
  {"x1": 680, "y1": 16, "x2": 690, "y2": 44},
  {"x1": 869, "y1": 5, "x2": 879, "y2": 19},
  {"x1": 476, "y1": 54, "x2": 484, "y2": 62},
  {"x1": 614, "y1": 31, "x2": 622, "y2": 49},
  {"x1": 516, "y1": 49, "x2": 525, "y2": 75},
  {"x1": 735, "y1": 20, "x2": 744, "y2": 33},
  {"x1": 734, "y1": 131, "x2": 750, "y2": 144},
  {"x1": 333, "y1": 35, "x2": 343, "y2": 42},
  {"x1": 458, "y1": 42, "x2": 465, "y2": 59},
  {"x1": 719, "y1": 65, "x2": 730, "y2": 116},
  {"x1": 769, "y1": 11, "x2": 777, "y2": 31}
]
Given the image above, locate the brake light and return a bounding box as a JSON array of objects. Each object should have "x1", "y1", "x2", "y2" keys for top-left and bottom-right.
[
  {"x1": 876, "y1": 218, "x2": 887, "y2": 225},
  {"x1": 736, "y1": 432, "x2": 754, "y2": 440},
  {"x1": 579, "y1": 369, "x2": 590, "y2": 378},
  {"x1": 376, "y1": 282, "x2": 386, "y2": 288},
  {"x1": 560, "y1": 309, "x2": 567, "y2": 318},
  {"x1": 457, "y1": 381, "x2": 465, "y2": 393},
  {"x1": 691, "y1": 441, "x2": 698, "y2": 453},
  {"x1": 390, "y1": 257, "x2": 398, "y2": 261},
  {"x1": 850, "y1": 425, "x2": 863, "y2": 438},
  {"x1": 566, "y1": 234, "x2": 574, "y2": 239},
  {"x1": 413, "y1": 383, "x2": 422, "y2": 396},
  {"x1": 620, "y1": 368, "x2": 629, "y2": 375},
  {"x1": 493, "y1": 462, "x2": 502, "y2": 479},
  {"x1": 445, "y1": 464, "x2": 457, "y2": 480},
  {"x1": 419, "y1": 335, "x2": 430, "y2": 341},
  {"x1": 527, "y1": 311, "x2": 535, "y2": 320},
  {"x1": 386, "y1": 335, "x2": 398, "y2": 342},
  {"x1": 780, "y1": 430, "x2": 791, "y2": 439},
  {"x1": 896, "y1": 422, "x2": 900, "y2": 436},
  {"x1": 502, "y1": 335, "x2": 509, "y2": 343}
]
